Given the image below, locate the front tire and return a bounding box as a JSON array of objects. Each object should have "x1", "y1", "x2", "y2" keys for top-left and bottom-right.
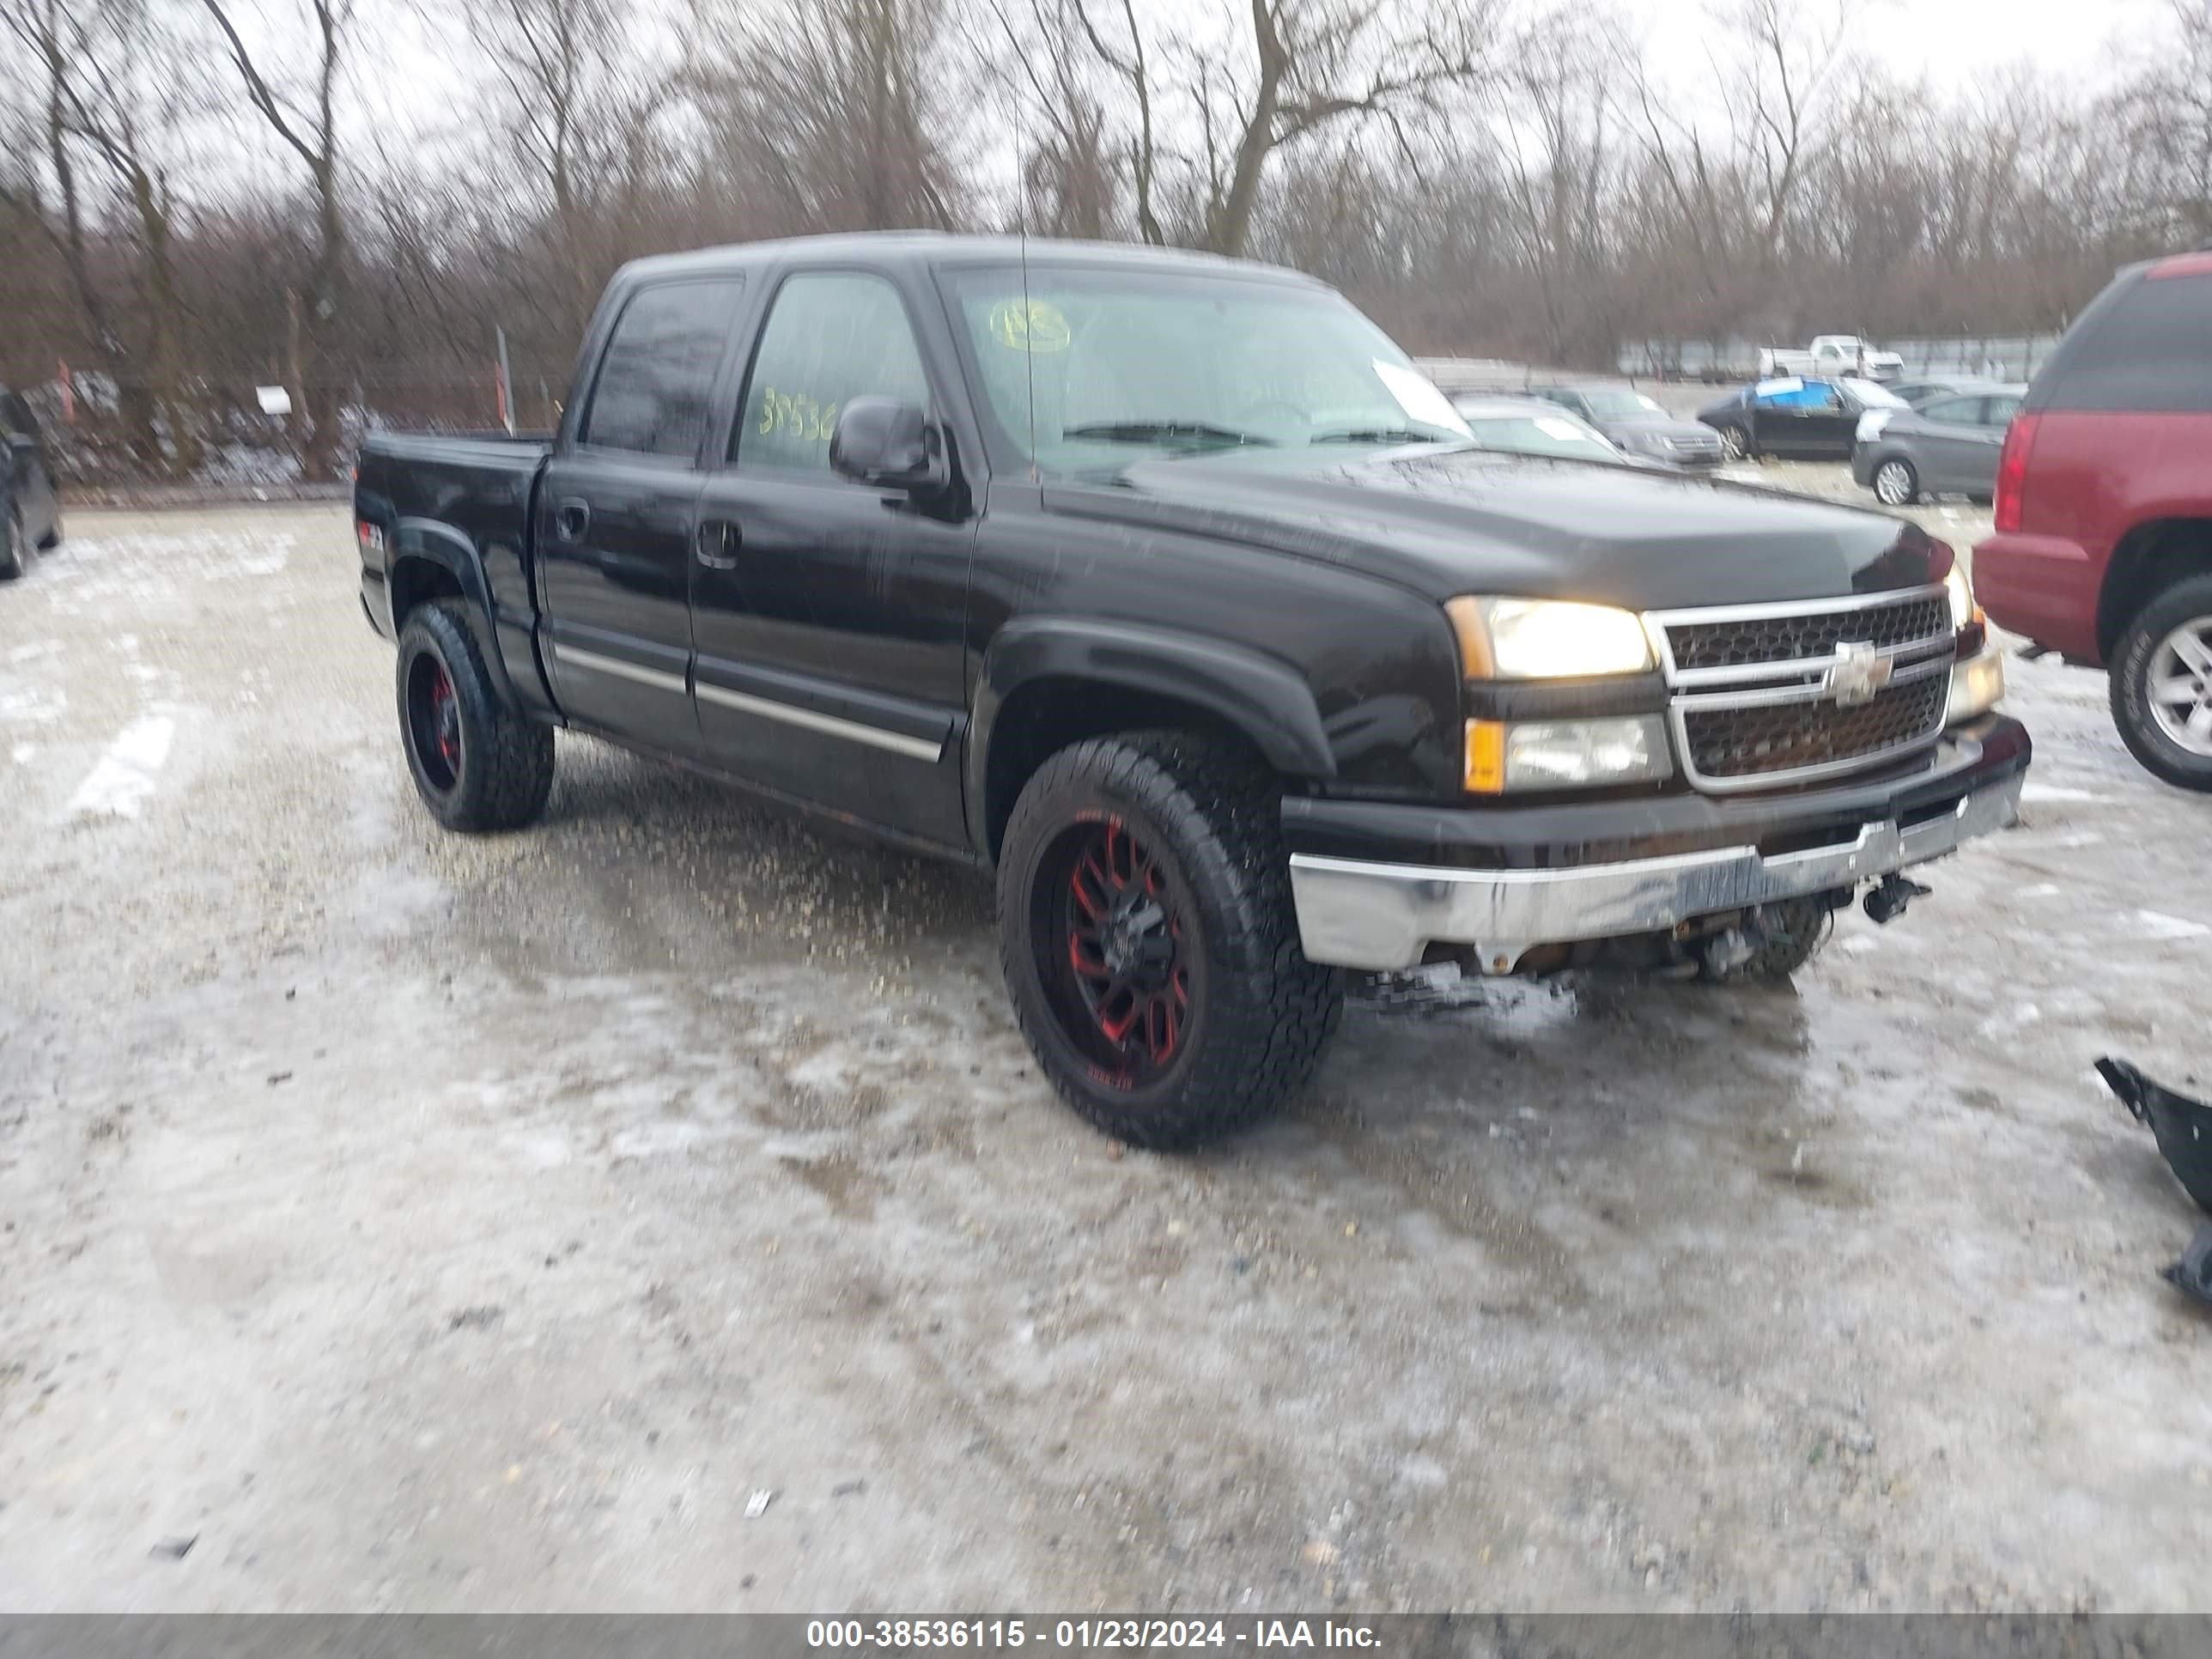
[
  {"x1": 1698, "y1": 896, "x2": 1832, "y2": 984},
  {"x1": 996, "y1": 732, "x2": 1344, "y2": 1149},
  {"x1": 1717, "y1": 422, "x2": 1752, "y2": 462},
  {"x1": 2111, "y1": 574, "x2": 2212, "y2": 793},
  {"x1": 1873, "y1": 457, "x2": 1919, "y2": 506},
  {"x1": 395, "y1": 599, "x2": 556, "y2": 830},
  {"x1": 0, "y1": 505, "x2": 23, "y2": 580}
]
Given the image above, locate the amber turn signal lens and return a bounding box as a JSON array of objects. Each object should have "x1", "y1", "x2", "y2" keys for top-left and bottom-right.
[{"x1": 1465, "y1": 720, "x2": 1506, "y2": 793}]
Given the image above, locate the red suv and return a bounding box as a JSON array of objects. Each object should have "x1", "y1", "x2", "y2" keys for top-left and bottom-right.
[{"x1": 1976, "y1": 251, "x2": 2212, "y2": 791}]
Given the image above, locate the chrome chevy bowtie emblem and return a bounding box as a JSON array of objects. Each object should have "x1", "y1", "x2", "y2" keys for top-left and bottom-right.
[{"x1": 1825, "y1": 640, "x2": 1893, "y2": 708}]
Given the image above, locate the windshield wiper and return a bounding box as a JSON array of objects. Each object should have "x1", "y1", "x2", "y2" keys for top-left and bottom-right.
[
  {"x1": 1307, "y1": 426, "x2": 1451, "y2": 446},
  {"x1": 1062, "y1": 420, "x2": 1276, "y2": 447}
]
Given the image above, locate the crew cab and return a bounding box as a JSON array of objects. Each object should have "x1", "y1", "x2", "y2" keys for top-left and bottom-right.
[
  {"x1": 354, "y1": 234, "x2": 2029, "y2": 1148},
  {"x1": 1975, "y1": 251, "x2": 2212, "y2": 792}
]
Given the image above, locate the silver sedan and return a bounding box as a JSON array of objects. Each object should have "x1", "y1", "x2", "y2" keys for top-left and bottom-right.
[{"x1": 1850, "y1": 383, "x2": 2026, "y2": 506}]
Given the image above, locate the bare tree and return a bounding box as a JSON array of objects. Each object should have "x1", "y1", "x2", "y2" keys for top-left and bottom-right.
[
  {"x1": 200, "y1": 0, "x2": 351, "y2": 479},
  {"x1": 692, "y1": 0, "x2": 968, "y2": 235},
  {"x1": 985, "y1": 0, "x2": 1127, "y2": 239},
  {"x1": 0, "y1": 0, "x2": 210, "y2": 472},
  {"x1": 1062, "y1": 0, "x2": 1505, "y2": 257}
]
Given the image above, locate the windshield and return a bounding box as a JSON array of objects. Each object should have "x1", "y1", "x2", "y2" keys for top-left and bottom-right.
[
  {"x1": 1462, "y1": 414, "x2": 1618, "y2": 460},
  {"x1": 940, "y1": 265, "x2": 1469, "y2": 475},
  {"x1": 1839, "y1": 378, "x2": 1906, "y2": 408},
  {"x1": 1580, "y1": 388, "x2": 1666, "y2": 418}
]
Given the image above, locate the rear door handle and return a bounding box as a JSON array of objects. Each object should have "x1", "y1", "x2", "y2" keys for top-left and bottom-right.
[
  {"x1": 695, "y1": 519, "x2": 742, "y2": 570},
  {"x1": 554, "y1": 498, "x2": 591, "y2": 542}
]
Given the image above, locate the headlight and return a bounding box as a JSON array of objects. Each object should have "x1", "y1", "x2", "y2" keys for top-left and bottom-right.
[
  {"x1": 1944, "y1": 562, "x2": 1980, "y2": 629},
  {"x1": 1447, "y1": 597, "x2": 1656, "y2": 679},
  {"x1": 1856, "y1": 410, "x2": 1893, "y2": 443},
  {"x1": 1465, "y1": 715, "x2": 1673, "y2": 793}
]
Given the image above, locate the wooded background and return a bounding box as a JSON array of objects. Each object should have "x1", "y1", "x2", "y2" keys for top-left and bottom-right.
[{"x1": 6, "y1": 0, "x2": 2209, "y2": 480}]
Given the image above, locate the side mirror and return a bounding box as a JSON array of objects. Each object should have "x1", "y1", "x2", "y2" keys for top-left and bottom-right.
[{"x1": 830, "y1": 398, "x2": 946, "y2": 495}]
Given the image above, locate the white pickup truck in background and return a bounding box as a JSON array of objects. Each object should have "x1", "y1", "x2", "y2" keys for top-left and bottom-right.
[{"x1": 1759, "y1": 335, "x2": 1905, "y2": 382}]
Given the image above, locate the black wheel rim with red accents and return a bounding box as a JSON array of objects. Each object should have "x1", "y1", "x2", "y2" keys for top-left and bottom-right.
[
  {"x1": 1033, "y1": 817, "x2": 1200, "y2": 1089},
  {"x1": 406, "y1": 652, "x2": 463, "y2": 793}
]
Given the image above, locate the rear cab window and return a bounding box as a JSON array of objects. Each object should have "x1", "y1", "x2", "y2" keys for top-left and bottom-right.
[{"x1": 2037, "y1": 267, "x2": 2212, "y2": 412}]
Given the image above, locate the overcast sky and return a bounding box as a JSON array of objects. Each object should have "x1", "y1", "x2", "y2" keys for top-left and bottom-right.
[
  {"x1": 1638, "y1": 0, "x2": 2164, "y2": 94},
  {"x1": 325, "y1": 0, "x2": 2178, "y2": 184}
]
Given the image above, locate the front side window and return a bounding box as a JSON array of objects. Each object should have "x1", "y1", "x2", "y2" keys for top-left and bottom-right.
[
  {"x1": 580, "y1": 280, "x2": 742, "y2": 458},
  {"x1": 734, "y1": 272, "x2": 931, "y2": 473},
  {"x1": 1981, "y1": 394, "x2": 2022, "y2": 427},
  {"x1": 939, "y1": 264, "x2": 1468, "y2": 476}
]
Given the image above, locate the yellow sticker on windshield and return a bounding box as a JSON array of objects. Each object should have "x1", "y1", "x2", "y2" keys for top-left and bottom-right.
[{"x1": 988, "y1": 300, "x2": 1071, "y2": 353}]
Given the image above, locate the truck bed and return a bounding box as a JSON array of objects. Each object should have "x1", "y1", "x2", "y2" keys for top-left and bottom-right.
[{"x1": 353, "y1": 430, "x2": 556, "y2": 715}]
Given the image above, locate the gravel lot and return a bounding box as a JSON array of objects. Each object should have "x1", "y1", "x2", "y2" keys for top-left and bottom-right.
[{"x1": 3, "y1": 489, "x2": 2209, "y2": 1613}]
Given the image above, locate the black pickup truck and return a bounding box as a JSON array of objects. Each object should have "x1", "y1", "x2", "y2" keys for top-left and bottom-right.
[{"x1": 354, "y1": 233, "x2": 2029, "y2": 1147}]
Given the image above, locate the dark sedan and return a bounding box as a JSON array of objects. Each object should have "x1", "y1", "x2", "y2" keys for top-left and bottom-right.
[
  {"x1": 1, "y1": 387, "x2": 63, "y2": 580},
  {"x1": 1696, "y1": 375, "x2": 1907, "y2": 461},
  {"x1": 1850, "y1": 383, "x2": 2025, "y2": 506},
  {"x1": 1521, "y1": 382, "x2": 1724, "y2": 467}
]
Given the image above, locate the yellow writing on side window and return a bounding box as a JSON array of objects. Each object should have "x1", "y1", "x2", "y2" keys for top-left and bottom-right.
[
  {"x1": 987, "y1": 300, "x2": 1071, "y2": 354},
  {"x1": 755, "y1": 386, "x2": 840, "y2": 442}
]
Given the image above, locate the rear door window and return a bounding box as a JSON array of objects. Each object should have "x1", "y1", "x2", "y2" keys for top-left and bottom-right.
[
  {"x1": 1980, "y1": 393, "x2": 2021, "y2": 427},
  {"x1": 1920, "y1": 397, "x2": 1978, "y2": 426},
  {"x1": 2041, "y1": 272, "x2": 2212, "y2": 412},
  {"x1": 580, "y1": 280, "x2": 744, "y2": 458}
]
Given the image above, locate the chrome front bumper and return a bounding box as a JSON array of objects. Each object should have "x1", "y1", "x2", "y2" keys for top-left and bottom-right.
[{"x1": 1286, "y1": 766, "x2": 2024, "y2": 973}]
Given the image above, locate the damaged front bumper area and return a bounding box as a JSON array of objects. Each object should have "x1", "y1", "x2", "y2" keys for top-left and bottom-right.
[{"x1": 1284, "y1": 714, "x2": 2030, "y2": 974}]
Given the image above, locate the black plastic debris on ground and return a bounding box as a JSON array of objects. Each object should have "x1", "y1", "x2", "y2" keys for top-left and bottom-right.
[
  {"x1": 2165, "y1": 1224, "x2": 2212, "y2": 1313},
  {"x1": 2097, "y1": 1056, "x2": 2212, "y2": 1316},
  {"x1": 2096, "y1": 1056, "x2": 2212, "y2": 1214},
  {"x1": 149, "y1": 1534, "x2": 197, "y2": 1559}
]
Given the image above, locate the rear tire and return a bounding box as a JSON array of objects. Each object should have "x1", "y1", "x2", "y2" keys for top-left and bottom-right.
[
  {"x1": 2110, "y1": 574, "x2": 2212, "y2": 793},
  {"x1": 996, "y1": 732, "x2": 1344, "y2": 1149},
  {"x1": 1717, "y1": 422, "x2": 1752, "y2": 461},
  {"x1": 0, "y1": 505, "x2": 23, "y2": 580},
  {"x1": 395, "y1": 599, "x2": 556, "y2": 830}
]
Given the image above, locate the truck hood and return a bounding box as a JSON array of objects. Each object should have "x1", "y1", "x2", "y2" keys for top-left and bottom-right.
[{"x1": 1053, "y1": 447, "x2": 1947, "y2": 611}]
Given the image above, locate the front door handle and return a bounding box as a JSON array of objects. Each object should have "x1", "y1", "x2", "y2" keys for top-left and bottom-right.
[
  {"x1": 695, "y1": 519, "x2": 742, "y2": 570},
  {"x1": 554, "y1": 498, "x2": 591, "y2": 542}
]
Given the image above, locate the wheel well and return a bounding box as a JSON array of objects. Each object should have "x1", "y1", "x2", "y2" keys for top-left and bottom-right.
[
  {"x1": 389, "y1": 556, "x2": 465, "y2": 632},
  {"x1": 2098, "y1": 519, "x2": 2212, "y2": 660},
  {"x1": 983, "y1": 678, "x2": 1272, "y2": 860}
]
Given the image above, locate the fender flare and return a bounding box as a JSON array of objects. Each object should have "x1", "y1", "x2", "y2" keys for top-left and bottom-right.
[
  {"x1": 969, "y1": 617, "x2": 1336, "y2": 842},
  {"x1": 388, "y1": 519, "x2": 520, "y2": 708}
]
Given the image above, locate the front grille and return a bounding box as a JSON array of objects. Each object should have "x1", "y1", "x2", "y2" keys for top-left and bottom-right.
[
  {"x1": 1650, "y1": 587, "x2": 1956, "y2": 792},
  {"x1": 1680, "y1": 672, "x2": 1948, "y2": 781},
  {"x1": 1665, "y1": 595, "x2": 1948, "y2": 673}
]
